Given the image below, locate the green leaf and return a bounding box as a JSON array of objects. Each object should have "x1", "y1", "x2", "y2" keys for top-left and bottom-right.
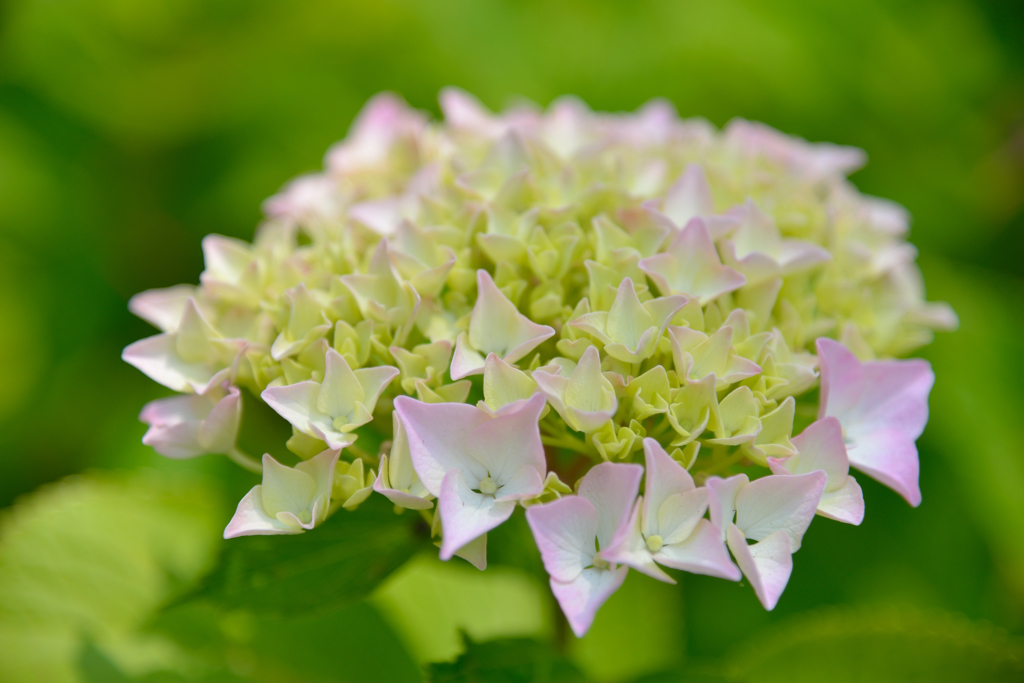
[
  {"x1": 567, "y1": 571, "x2": 684, "y2": 683},
  {"x1": 189, "y1": 494, "x2": 430, "y2": 615},
  {"x1": 372, "y1": 552, "x2": 552, "y2": 664},
  {"x1": 426, "y1": 638, "x2": 586, "y2": 683},
  {"x1": 150, "y1": 600, "x2": 422, "y2": 683},
  {"x1": 725, "y1": 605, "x2": 1024, "y2": 683},
  {"x1": 79, "y1": 641, "x2": 135, "y2": 683},
  {"x1": 0, "y1": 471, "x2": 221, "y2": 683},
  {"x1": 642, "y1": 605, "x2": 1024, "y2": 683}
]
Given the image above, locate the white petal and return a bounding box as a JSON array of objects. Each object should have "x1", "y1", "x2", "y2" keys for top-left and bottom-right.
[
  {"x1": 262, "y1": 381, "x2": 333, "y2": 441},
  {"x1": 123, "y1": 334, "x2": 218, "y2": 393},
  {"x1": 641, "y1": 438, "x2": 696, "y2": 537},
  {"x1": 223, "y1": 487, "x2": 301, "y2": 539},
  {"x1": 128, "y1": 284, "x2": 196, "y2": 332},
  {"x1": 260, "y1": 454, "x2": 318, "y2": 518},
  {"x1": 438, "y1": 470, "x2": 515, "y2": 561},
  {"x1": 294, "y1": 448, "x2": 341, "y2": 510},
  {"x1": 657, "y1": 489, "x2": 709, "y2": 546},
  {"x1": 655, "y1": 518, "x2": 740, "y2": 581},
  {"x1": 817, "y1": 477, "x2": 865, "y2": 525}
]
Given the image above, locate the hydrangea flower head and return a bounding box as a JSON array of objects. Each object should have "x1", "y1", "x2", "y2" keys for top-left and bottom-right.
[{"x1": 125, "y1": 89, "x2": 955, "y2": 636}]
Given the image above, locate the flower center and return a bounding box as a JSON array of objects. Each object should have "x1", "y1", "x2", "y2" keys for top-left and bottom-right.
[
  {"x1": 645, "y1": 534, "x2": 664, "y2": 553},
  {"x1": 478, "y1": 477, "x2": 498, "y2": 495},
  {"x1": 592, "y1": 556, "x2": 609, "y2": 570}
]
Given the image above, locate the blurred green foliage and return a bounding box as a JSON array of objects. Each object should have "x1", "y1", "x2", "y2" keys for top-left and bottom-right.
[
  {"x1": 1, "y1": 0, "x2": 1023, "y2": 680},
  {"x1": 0, "y1": 472, "x2": 221, "y2": 681},
  {"x1": 187, "y1": 494, "x2": 431, "y2": 617}
]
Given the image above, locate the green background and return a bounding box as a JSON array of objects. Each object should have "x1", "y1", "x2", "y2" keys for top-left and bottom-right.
[{"x1": 1, "y1": 0, "x2": 1023, "y2": 680}]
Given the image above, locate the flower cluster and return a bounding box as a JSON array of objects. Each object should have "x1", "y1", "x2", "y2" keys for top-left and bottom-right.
[{"x1": 124, "y1": 90, "x2": 954, "y2": 635}]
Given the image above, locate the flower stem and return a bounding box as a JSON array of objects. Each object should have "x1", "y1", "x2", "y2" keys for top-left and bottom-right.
[
  {"x1": 541, "y1": 434, "x2": 593, "y2": 456},
  {"x1": 647, "y1": 416, "x2": 673, "y2": 440},
  {"x1": 227, "y1": 447, "x2": 263, "y2": 474},
  {"x1": 701, "y1": 446, "x2": 746, "y2": 476}
]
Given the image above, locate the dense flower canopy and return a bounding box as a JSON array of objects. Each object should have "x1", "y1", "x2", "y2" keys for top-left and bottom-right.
[{"x1": 124, "y1": 89, "x2": 955, "y2": 635}]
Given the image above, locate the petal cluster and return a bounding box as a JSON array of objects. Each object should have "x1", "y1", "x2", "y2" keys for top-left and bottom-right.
[{"x1": 123, "y1": 90, "x2": 952, "y2": 638}]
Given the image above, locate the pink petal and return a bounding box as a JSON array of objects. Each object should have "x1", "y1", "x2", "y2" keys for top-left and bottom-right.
[
  {"x1": 655, "y1": 519, "x2": 741, "y2": 581},
  {"x1": 769, "y1": 417, "x2": 865, "y2": 525},
  {"x1": 466, "y1": 392, "x2": 546, "y2": 497},
  {"x1": 438, "y1": 470, "x2": 516, "y2": 561},
  {"x1": 550, "y1": 566, "x2": 629, "y2": 638},
  {"x1": 726, "y1": 525, "x2": 792, "y2": 611},
  {"x1": 394, "y1": 396, "x2": 491, "y2": 497},
  {"x1": 857, "y1": 359, "x2": 934, "y2": 441},
  {"x1": 784, "y1": 416, "x2": 850, "y2": 482},
  {"x1": 844, "y1": 428, "x2": 922, "y2": 507},
  {"x1": 817, "y1": 338, "x2": 931, "y2": 506},
  {"x1": 816, "y1": 338, "x2": 863, "y2": 421},
  {"x1": 526, "y1": 496, "x2": 599, "y2": 583},
  {"x1": 493, "y1": 464, "x2": 545, "y2": 501},
  {"x1": 818, "y1": 338, "x2": 934, "y2": 441},
  {"x1": 578, "y1": 462, "x2": 644, "y2": 550},
  {"x1": 735, "y1": 472, "x2": 826, "y2": 551}
]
